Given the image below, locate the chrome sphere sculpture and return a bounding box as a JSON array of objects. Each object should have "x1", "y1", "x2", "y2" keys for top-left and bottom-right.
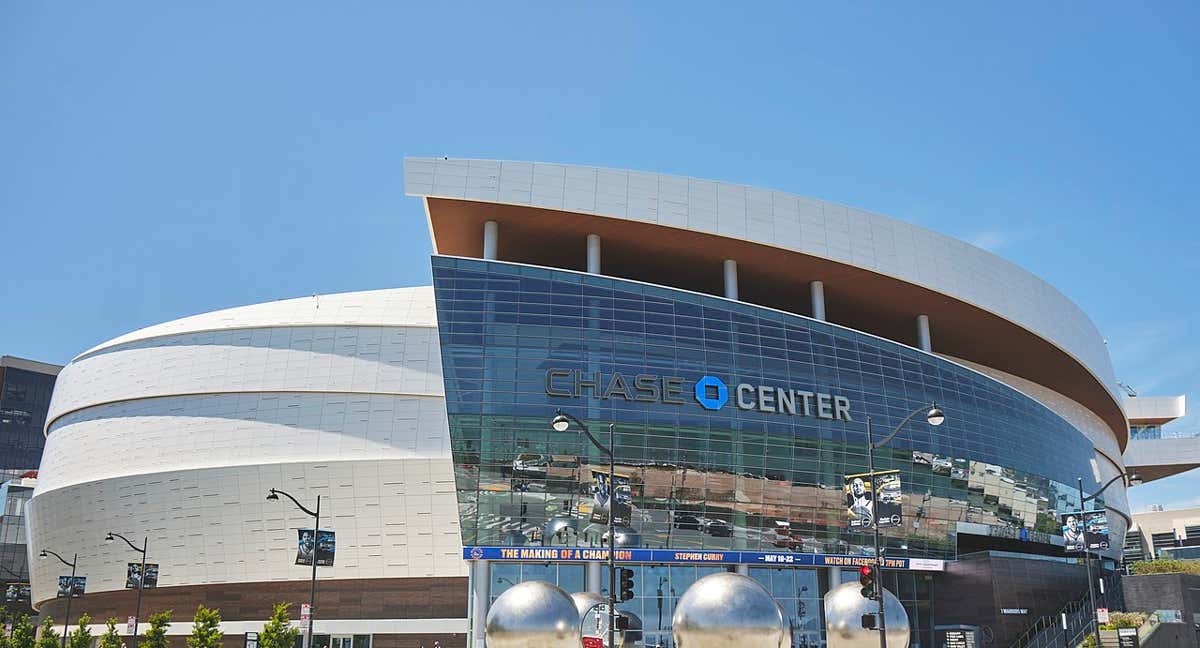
[
  {"x1": 571, "y1": 591, "x2": 606, "y2": 623},
  {"x1": 824, "y1": 581, "x2": 909, "y2": 648},
  {"x1": 486, "y1": 581, "x2": 579, "y2": 648},
  {"x1": 544, "y1": 515, "x2": 580, "y2": 544},
  {"x1": 672, "y1": 572, "x2": 789, "y2": 648},
  {"x1": 604, "y1": 525, "x2": 641, "y2": 548}
]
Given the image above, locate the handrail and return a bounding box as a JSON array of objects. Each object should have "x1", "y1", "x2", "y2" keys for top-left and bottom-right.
[{"x1": 1008, "y1": 569, "x2": 1123, "y2": 648}]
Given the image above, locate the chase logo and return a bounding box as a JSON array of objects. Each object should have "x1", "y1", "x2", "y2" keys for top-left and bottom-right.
[{"x1": 693, "y1": 375, "x2": 729, "y2": 410}]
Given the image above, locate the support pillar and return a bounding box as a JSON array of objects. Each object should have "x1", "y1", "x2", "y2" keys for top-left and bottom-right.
[
  {"x1": 471, "y1": 560, "x2": 490, "y2": 648},
  {"x1": 483, "y1": 221, "x2": 499, "y2": 260},
  {"x1": 735, "y1": 564, "x2": 750, "y2": 576},
  {"x1": 586, "y1": 561, "x2": 602, "y2": 594},
  {"x1": 723, "y1": 259, "x2": 738, "y2": 300},
  {"x1": 827, "y1": 566, "x2": 842, "y2": 588},
  {"x1": 810, "y1": 281, "x2": 826, "y2": 321},
  {"x1": 587, "y1": 234, "x2": 602, "y2": 274},
  {"x1": 916, "y1": 314, "x2": 932, "y2": 352}
]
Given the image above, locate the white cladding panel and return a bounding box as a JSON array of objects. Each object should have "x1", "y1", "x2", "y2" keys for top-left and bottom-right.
[
  {"x1": 406, "y1": 158, "x2": 1120, "y2": 408},
  {"x1": 28, "y1": 287, "x2": 462, "y2": 606},
  {"x1": 26, "y1": 459, "x2": 465, "y2": 605}
]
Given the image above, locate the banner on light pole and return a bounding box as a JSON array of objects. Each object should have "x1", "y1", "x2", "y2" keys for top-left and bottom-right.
[{"x1": 844, "y1": 470, "x2": 902, "y2": 529}]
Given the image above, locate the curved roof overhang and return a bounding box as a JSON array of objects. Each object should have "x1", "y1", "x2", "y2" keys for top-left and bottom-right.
[{"x1": 424, "y1": 197, "x2": 1129, "y2": 450}]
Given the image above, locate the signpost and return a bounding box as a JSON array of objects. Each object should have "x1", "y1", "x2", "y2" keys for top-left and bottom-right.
[
  {"x1": 934, "y1": 626, "x2": 978, "y2": 648},
  {"x1": 1116, "y1": 627, "x2": 1139, "y2": 648}
]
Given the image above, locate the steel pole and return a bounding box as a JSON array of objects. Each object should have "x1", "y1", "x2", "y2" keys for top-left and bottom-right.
[
  {"x1": 1078, "y1": 479, "x2": 1101, "y2": 648},
  {"x1": 61, "y1": 555, "x2": 77, "y2": 648},
  {"x1": 608, "y1": 423, "x2": 616, "y2": 648},
  {"x1": 866, "y1": 418, "x2": 887, "y2": 648},
  {"x1": 133, "y1": 538, "x2": 147, "y2": 638},
  {"x1": 306, "y1": 495, "x2": 320, "y2": 648}
]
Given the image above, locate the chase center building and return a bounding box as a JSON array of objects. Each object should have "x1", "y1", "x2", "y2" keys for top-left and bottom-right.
[{"x1": 29, "y1": 158, "x2": 1178, "y2": 648}]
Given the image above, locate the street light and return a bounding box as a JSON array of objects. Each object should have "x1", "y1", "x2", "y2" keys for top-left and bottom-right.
[
  {"x1": 268, "y1": 488, "x2": 321, "y2": 648},
  {"x1": 551, "y1": 408, "x2": 618, "y2": 648},
  {"x1": 39, "y1": 549, "x2": 78, "y2": 648},
  {"x1": 864, "y1": 402, "x2": 945, "y2": 648},
  {"x1": 1076, "y1": 469, "x2": 1142, "y2": 648},
  {"x1": 104, "y1": 532, "x2": 148, "y2": 638}
]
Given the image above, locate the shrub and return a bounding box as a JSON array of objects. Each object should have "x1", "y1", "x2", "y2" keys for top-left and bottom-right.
[
  {"x1": 186, "y1": 606, "x2": 222, "y2": 648},
  {"x1": 1129, "y1": 559, "x2": 1200, "y2": 575},
  {"x1": 1100, "y1": 611, "x2": 1147, "y2": 629},
  {"x1": 139, "y1": 611, "x2": 173, "y2": 648},
  {"x1": 259, "y1": 604, "x2": 299, "y2": 648}
]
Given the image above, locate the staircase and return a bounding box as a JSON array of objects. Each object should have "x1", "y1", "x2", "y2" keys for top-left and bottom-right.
[{"x1": 1008, "y1": 569, "x2": 1123, "y2": 648}]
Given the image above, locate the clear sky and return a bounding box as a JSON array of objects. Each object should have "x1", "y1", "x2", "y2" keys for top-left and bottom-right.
[{"x1": 2, "y1": 3, "x2": 1197, "y2": 511}]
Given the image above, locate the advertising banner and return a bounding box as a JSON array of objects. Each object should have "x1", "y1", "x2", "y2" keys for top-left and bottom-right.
[
  {"x1": 844, "y1": 470, "x2": 902, "y2": 529},
  {"x1": 56, "y1": 576, "x2": 86, "y2": 598},
  {"x1": 1061, "y1": 510, "x2": 1109, "y2": 552},
  {"x1": 462, "y1": 546, "x2": 930, "y2": 569},
  {"x1": 126, "y1": 563, "x2": 159, "y2": 589},
  {"x1": 589, "y1": 470, "x2": 632, "y2": 526},
  {"x1": 4, "y1": 583, "x2": 31, "y2": 604},
  {"x1": 296, "y1": 529, "x2": 336, "y2": 566}
]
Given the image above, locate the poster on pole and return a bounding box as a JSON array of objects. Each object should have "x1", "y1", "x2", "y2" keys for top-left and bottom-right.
[
  {"x1": 844, "y1": 470, "x2": 902, "y2": 529},
  {"x1": 1061, "y1": 510, "x2": 1109, "y2": 552},
  {"x1": 55, "y1": 576, "x2": 86, "y2": 598},
  {"x1": 126, "y1": 563, "x2": 159, "y2": 589},
  {"x1": 296, "y1": 529, "x2": 336, "y2": 566},
  {"x1": 590, "y1": 470, "x2": 632, "y2": 526},
  {"x1": 4, "y1": 583, "x2": 31, "y2": 604}
]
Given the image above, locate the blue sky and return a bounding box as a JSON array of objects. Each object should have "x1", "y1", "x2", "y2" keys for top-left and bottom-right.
[{"x1": 2, "y1": 3, "x2": 1197, "y2": 510}]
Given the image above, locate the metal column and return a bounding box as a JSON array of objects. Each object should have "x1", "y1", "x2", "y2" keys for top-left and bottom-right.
[
  {"x1": 483, "y1": 221, "x2": 499, "y2": 260},
  {"x1": 472, "y1": 559, "x2": 490, "y2": 648},
  {"x1": 723, "y1": 260, "x2": 738, "y2": 300},
  {"x1": 916, "y1": 315, "x2": 932, "y2": 352},
  {"x1": 586, "y1": 561, "x2": 602, "y2": 594},
  {"x1": 810, "y1": 281, "x2": 826, "y2": 321},
  {"x1": 587, "y1": 234, "x2": 601, "y2": 274}
]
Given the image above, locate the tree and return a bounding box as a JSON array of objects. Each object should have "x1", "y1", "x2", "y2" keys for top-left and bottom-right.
[
  {"x1": 99, "y1": 618, "x2": 125, "y2": 648},
  {"x1": 258, "y1": 604, "x2": 299, "y2": 648},
  {"x1": 186, "y1": 606, "x2": 222, "y2": 648},
  {"x1": 35, "y1": 618, "x2": 59, "y2": 648},
  {"x1": 11, "y1": 615, "x2": 36, "y2": 648},
  {"x1": 67, "y1": 614, "x2": 93, "y2": 648},
  {"x1": 139, "y1": 611, "x2": 172, "y2": 648}
]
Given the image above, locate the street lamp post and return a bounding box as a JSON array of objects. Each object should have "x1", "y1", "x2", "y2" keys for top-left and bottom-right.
[
  {"x1": 268, "y1": 488, "x2": 321, "y2": 648},
  {"x1": 1076, "y1": 470, "x2": 1142, "y2": 648},
  {"x1": 38, "y1": 549, "x2": 77, "y2": 648},
  {"x1": 864, "y1": 402, "x2": 945, "y2": 648},
  {"x1": 552, "y1": 409, "x2": 618, "y2": 648},
  {"x1": 105, "y1": 532, "x2": 148, "y2": 638}
]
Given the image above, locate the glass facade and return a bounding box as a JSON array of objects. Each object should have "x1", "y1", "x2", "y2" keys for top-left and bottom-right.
[
  {"x1": 433, "y1": 256, "x2": 1105, "y2": 563},
  {"x1": 0, "y1": 365, "x2": 56, "y2": 471}
]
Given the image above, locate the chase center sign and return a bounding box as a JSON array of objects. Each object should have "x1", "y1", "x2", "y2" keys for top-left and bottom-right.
[{"x1": 544, "y1": 369, "x2": 853, "y2": 421}]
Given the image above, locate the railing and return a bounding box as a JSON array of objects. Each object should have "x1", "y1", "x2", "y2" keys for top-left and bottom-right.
[{"x1": 1008, "y1": 568, "x2": 1123, "y2": 648}]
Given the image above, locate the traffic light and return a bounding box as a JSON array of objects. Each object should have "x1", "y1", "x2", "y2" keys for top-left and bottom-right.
[
  {"x1": 861, "y1": 613, "x2": 877, "y2": 630},
  {"x1": 619, "y1": 568, "x2": 635, "y2": 602},
  {"x1": 859, "y1": 565, "x2": 877, "y2": 599}
]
